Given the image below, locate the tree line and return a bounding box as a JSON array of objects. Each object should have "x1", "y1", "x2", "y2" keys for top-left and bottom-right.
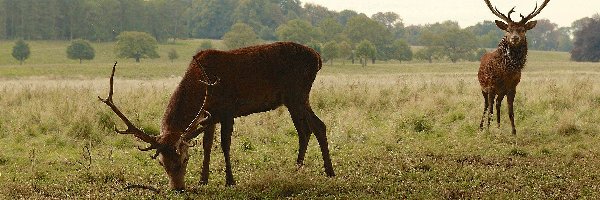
[{"x1": 1, "y1": 0, "x2": 598, "y2": 63}]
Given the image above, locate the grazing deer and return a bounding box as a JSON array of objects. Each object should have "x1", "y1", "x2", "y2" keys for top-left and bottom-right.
[
  {"x1": 478, "y1": 0, "x2": 550, "y2": 134},
  {"x1": 99, "y1": 42, "x2": 335, "y2": 190}
]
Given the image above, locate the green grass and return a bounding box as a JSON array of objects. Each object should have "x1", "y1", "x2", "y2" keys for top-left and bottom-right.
[{"x1": 1, "y1": 40, "x2": 600, "y2": 199}]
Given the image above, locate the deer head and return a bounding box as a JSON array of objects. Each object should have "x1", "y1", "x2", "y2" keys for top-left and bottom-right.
[
  {"x1": 98, "y1": 62, "x2": 209, "y2": 190},
  {"x1": 484, "y1": 0, "x2": 550, "y2": 46}
]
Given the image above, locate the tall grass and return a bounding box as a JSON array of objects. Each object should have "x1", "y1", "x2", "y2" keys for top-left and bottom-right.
[{"x1": 1, "y1": 58, "x2": 600, "y2": 198}]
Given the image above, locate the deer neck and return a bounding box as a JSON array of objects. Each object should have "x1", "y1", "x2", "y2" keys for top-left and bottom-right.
[
  {"x1": 497, "y1": 37, "x2": 528, "y2": 71},
  {"x1": 161, "y1": 67, "x2": 208, "y2": 142}
]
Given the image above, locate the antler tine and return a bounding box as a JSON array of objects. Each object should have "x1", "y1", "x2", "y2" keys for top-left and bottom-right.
[
  {"x1": 507, "y1": 6, "x2": 516, "y2": 22},
  {"x1": 98, "y1": 62, "x2": 159, "y2": 146},
  {"x1": 139, "y1": 144, "x2": 161, "y2": 159},
  {"x1": 484, "y1": 0, "x2": 512, "y2": 22},
  {"x1": 520, "y1": 0, "x2": 550, "y2": 23}
]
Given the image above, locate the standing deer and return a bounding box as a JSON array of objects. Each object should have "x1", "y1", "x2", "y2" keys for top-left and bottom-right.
[
  {"x1": 478, "y1": 0, "x2": 550, "y2": 134},
  {"x1": 99, "y1": 42, "x2": 335, "y2": 190}
]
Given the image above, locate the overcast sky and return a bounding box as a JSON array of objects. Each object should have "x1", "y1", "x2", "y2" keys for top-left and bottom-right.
[{"x1": 302, "y1": 0, "x2": 599, "y2": 28}]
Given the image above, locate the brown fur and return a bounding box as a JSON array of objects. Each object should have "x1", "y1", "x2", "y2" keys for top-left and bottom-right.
[
  {"x1": 478, "y1": 0, "x2": 550, "y2": 135},
  {"x1": 478, "y1": 34, "x2": 526, "y2": 135},
  {"x1": 159, "y1": 42, "x2": 334, "y2": 189}
]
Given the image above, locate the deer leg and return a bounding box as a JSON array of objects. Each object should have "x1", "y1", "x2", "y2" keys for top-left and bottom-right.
[
  {"x1": 306, "y1": 108, "x2": 335, "y2": 177},
  {"x1": 507, "y1": 92, "x2": 517, "y2": 135},
  {"x1": 496, "y1": 95, "x2": 505, "y2": 128},
  {"x1": 200, "y1": 124, "x2": 215, "y2": 185},
  {"x1": 487, "y1": 92, "x2": 495, "y2": 129},
  {"x1": 288, "y1": 106, "x2": 311, "y2": 167},
  {"x1": 220, "y1": 116, "x2": 236, "y2": 186},
  {"x1": 479, "y1": 91, "x2": 489, "y2": 130}
]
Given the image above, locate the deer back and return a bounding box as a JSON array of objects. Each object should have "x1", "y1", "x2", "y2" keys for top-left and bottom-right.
[{"x1": 162, "y1": 42, "x2": 322, "y2": 135}]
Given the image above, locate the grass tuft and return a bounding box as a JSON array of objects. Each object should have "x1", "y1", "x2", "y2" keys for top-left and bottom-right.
[{"x1": 509, "y1": 148, "x2": 529, "y2": 157}]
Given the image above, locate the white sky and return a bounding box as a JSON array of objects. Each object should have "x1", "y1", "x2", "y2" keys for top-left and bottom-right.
[{"x1": 302, "y1": 0, "x2": 599, "y2": 28}]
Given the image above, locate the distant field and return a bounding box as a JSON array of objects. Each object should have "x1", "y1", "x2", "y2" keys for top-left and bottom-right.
[
  {"x1": 1, "y1": 40, "x2": 600, "y2": 198},
  {"x1": 1, "y1": 40, "x2": 596, "y2": 79}
]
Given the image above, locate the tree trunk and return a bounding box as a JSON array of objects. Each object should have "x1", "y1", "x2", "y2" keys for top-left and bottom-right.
[
  {"x1": 79, "y1": 59, "x2": 82, "y2": 64},
  {"x1": 135, "y1": 57, "x2": 140, "y2": 63}
]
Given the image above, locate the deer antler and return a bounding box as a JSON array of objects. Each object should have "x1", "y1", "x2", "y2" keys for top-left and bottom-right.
[
  {"x1": 483, "y1": 0, "x2": 515, "y2": 23},
  {"x1": 519, "y1": 0, "x2": 551, "y2": 23},
  {"x1": 98, "y1": 62, "x2": 161, "y2": 154}
]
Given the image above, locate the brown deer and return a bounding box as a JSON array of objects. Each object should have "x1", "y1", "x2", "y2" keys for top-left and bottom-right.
[
  {"x1": 478, "y1": 0, "x2": 550, "y2": 134},
  {"x1": 99, "y1": 42, "x2": 335, "y2": 191}
]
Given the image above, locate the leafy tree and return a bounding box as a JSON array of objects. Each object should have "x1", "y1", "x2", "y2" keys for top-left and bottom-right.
[
  {"x1": 419, "y1": 21, "x2": 461, "y2": 46},
  {"x1": 222, "y1": 23, "x2": 260, "y2": 49},
  {"x1": 371, "y1": 15, "x2": 406, "y2": 42},
  {"x1": 439, "y1": 28, "x2": 478, "y2": 63},
  {"x1": 389, "y1": 40, "x2": 412, "y2": 63},
  {"x1": 85, "y1": 0, "x2": 121, "y2": 41},
  {"x1": 466, "y1": 21, "x2": 504, "y2": 48},
  {"x1": 571, "y1": 17, "x2": 595, "y2": 33},
  {"x1": 337, "y1": 10, "x2": 358, "y2": 26},
  {"x1": 189, "y1": 0, "x2": 236, "y2": 39},
  {"x1": 278, "y1": 0, "x2": 304, "y2": 22},
  {"x1": 391, "y1": 21, "x2": 406, "y2": 40},
  {"x1": 66, "y1": 39, "x2": 95, "y2": 64},
  {"x1": 161, "y1": 0, "x2": 192, "y2": 40},
  {"x1": 168, "y1": 49, "x2": 179, "y2": 62},
  {"x1": 12, "y1": 39, "x2": 30, "y2": 65},
  {"x1": 420, "y1": 22, "x2": 477, "y2": 63},
  {"x1": 571, "y1": 17, "x2": 600, "y2": 62},
  {"x1": 338, "y1": 41, "x2": 352, "y2": 65},
  {"x1": 371, "y1": 12, "x2": 400, "y2": 31},
  {"x1": 470, "y1": 48, "x2": 488, "y2": 62},
  {"x1": 557, "y1": 27, "x2": 574, "y2": 52},
  {"x1": 318, "y1": 17, "x2": 343, "y2": 42},
  {"x1": 232, "y1": 0, "x2": 279, "y2": 40},
  {"x1": 303, "y1": 3, "x2": 335, "y2": 25},
  {"x1": 344, "y1": 14, "x2": 392, "y2": 48},
  {"x1": 414, "y1": 47, "x2": 441, "y2": 63},
  {"x1": 115, "y1": 31, "x2": 159, "y2": 62},
  {"x1": 306, "y1": 41, "x2": 322, "y2": 54},
  {"x1": 0, "y1": 0, "x2": 5, "y2": 39},
  {"x1": 527, "y1": 19, "x2": 560, "y2": 51},
  {"x1": 355, "y1": 40, "x2": 376, "y2": 67},
  {"x1": 403, "y1": 25, "x2": 424, "y2": 45},
  {"x1": 322, "y1": 41, "x2": 340, "y2": 65},
  {"x1": 276, "y1": 19, "x2": 321, "y2": 44}
]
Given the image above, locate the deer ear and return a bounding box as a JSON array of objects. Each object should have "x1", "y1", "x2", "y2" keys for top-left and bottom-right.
[
  {"x1": 525, "y1": 21, "x2": 537, "y2": 30},
  {"x1": 495, "y1": 20, "x2": 508, "y2": 31}
]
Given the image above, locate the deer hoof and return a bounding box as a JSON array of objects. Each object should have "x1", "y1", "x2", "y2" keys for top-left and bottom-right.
[
  {"x1": 324, "y1": 170, "x2": 335, "y2": 177},
  {"x1": 225, "y1": 180, "x2": 236, "y2": 187}
]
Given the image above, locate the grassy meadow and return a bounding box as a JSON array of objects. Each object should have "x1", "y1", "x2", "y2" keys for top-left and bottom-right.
[{"x1": 1, "y1": 40, "x2": 600, "y2": 199}]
